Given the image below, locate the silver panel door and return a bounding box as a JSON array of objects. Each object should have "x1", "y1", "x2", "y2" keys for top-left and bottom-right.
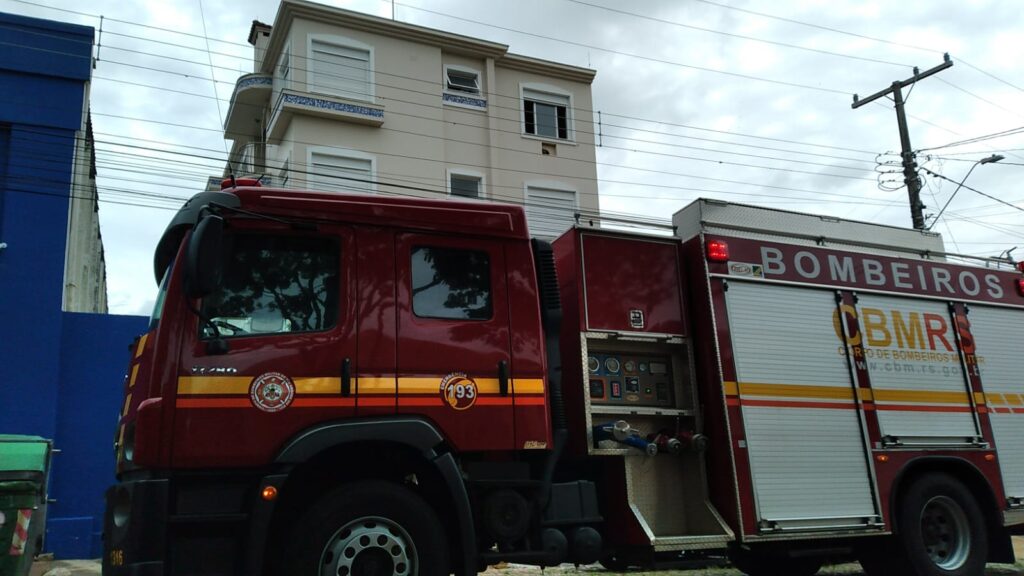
[
  {"x1": 967, "y1": 306, "x2": 1024, "y2": 498},
  {"x1": 855, "y1": 294, "x2": 978, "y2": 441},
  {"x1": 725, "y1": 281, "x2": 877, "y2": 527}
]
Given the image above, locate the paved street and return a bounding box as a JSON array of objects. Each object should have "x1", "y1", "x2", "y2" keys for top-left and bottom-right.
[
  {"x1": 24, "y1": 538, "x2": 1024, "y2": 576},
  {"x1": 26, "y1": 553, "x2": 1024, "y2": 576}
]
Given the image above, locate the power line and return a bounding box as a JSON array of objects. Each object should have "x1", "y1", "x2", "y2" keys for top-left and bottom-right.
[
  {"x1": 0, "y1": 14, "x2": 887, "y2": 159},
  {"x1": 8, "y1": 0, "x2": 1007, "y2": 158},
  {"x1": 920, "y1": 166, "x2": 1024, "y2": 214},
  {"x1": 919, "y1": 126, "x2": 1024, "y2": 152},
  {"x1": 392, "y1": 1, "x2": 850, "y2": 95},
  {"x1": 691, "y1": 0, "x2": 1024, "y2": 102},
  {"x1": 11, "y1": 127, "x2": 897, "y2": 212},
  {"x1": 5, "y1": 104, "x2": 873, "y2": 184},
  {"x1": 561, "y1": 0, "x2": 911, "y2": 68}
]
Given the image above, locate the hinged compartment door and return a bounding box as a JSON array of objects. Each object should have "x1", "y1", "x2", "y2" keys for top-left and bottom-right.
[
  {"x1": 581, "y1": 234, "x2": 686, "y2": 336},
  {"x1": 724, "y1": 281, "x2": 878, "y2": 530}
]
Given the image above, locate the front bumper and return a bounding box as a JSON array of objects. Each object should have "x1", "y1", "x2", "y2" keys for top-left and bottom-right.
[
  {"x1": 103, "y1": 478, "x2": 168, "y2": 575},
  {"x1": 102, "y1": 473, "x2": 287, "y2": 576}
]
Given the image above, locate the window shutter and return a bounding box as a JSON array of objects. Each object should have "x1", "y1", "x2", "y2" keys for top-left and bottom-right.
[
  {"x1": 310, "y1": 40, "x2": 371, "y2": 100},
  {"x1": 525, "y1": 186, "x2": 576, "y2": 239},
  {"x1": 310, "y1": 152, "x2": 373, "y2": 193}
]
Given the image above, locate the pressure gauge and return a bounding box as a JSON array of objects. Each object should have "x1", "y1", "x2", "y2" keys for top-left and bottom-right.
[
  {"x1": 624, "y1": 360, "x2": 637, "y2": 373},
  {"x1": 588, "y1": 356, "x2": 600, "y2": 373},
  {"x1": 604, "y1": 357, "x2": 621, "y2": 374}
]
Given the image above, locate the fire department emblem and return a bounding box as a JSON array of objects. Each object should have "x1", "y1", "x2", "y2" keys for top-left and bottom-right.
[
  {"x1": 440, "y1": 372, "x2": 478, "y2": 411},
  {"x1": 249, "y1": 372, "x2": 294, "y2": 413}
]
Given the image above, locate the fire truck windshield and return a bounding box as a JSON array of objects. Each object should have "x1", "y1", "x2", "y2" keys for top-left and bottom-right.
[{"x1": 149, "y1": 265, "x2": 171, "y2": 330}]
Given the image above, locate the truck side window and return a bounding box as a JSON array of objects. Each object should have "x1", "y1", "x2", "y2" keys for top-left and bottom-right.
[
  {"x1": 200, "y1": 234, "x2": 340, "y2": 338},
  {"x1": 412, "y1": 246, "x2": 492, "y2": 320}
]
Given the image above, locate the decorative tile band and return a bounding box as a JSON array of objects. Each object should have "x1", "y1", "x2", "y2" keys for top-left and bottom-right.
[
  {"x1": 283, "y1": 93, "x2": 384, "y2": 119},
  {"x1": 443, "y1": 92, "x2": 487, "y2": 109},
  {"x1": 236, "y1": 75, "x2": 273, "y2": 90}
]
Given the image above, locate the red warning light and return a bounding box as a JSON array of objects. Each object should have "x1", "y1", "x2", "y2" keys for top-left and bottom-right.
[
  {"x1": 1017, "y1": 278, "x2": 1024, "y2": 297},
  {"x1": 707, "y1": 240, "x2": 730, "y2": 262}
]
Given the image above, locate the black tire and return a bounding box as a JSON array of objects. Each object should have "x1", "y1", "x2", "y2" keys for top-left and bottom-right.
[
  {"x1": 890, "y1": 473, "x2": 988, "y2": 576},
  {"x1": 284, "y1": 481, "x2": 450, "y2": 576},
  {"x1": 728, "y1": 548, "x2": 822, "y2": 576}
]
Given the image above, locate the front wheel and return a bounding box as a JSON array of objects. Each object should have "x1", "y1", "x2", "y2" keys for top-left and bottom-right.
[
  {"x1": 285, "y1": 481, "x2": 450, "y2": 576},
  {"x1": 891, "y1": 473, "x2": 988, "y2": 576}
]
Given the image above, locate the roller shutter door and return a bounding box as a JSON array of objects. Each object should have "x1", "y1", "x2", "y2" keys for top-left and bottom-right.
[
  {"x1": 967, "y1": 305, "x2": 1024, "y2": 498},
  {"x1": 855, "y1": 294, "x2": 978, "y2": 442},
  {"x1": 725, "y1": 281, "x2": 877, "y2": 528}
]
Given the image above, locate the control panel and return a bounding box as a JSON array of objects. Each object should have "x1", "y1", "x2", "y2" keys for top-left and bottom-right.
[{"x1": 587, "y1": 353, "x2": 674, "y2": 407}]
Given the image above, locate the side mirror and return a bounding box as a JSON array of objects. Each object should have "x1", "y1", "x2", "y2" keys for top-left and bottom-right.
[{"x1": 184, "y1": 215, "x2": 225, "y2": 299}]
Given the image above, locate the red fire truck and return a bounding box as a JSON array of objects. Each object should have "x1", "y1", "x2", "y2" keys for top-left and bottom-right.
[{"x1": 103, "y1": 183, "x2": 1024, "y2": 576}]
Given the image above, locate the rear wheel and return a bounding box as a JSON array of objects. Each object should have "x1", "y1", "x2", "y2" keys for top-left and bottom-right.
[
  {"x1": 285, "y1": 481, "x2": 450, "y2": 576},
  {"x1": 868, "y1": 473, "x2": 988, "y2": 576}
]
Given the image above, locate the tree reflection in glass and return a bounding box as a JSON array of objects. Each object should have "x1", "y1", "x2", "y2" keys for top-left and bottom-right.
[
  {"x1": 412, "y1": 246, "x2": 491, "y2": 320},
  {"x1": 201, "y1": 235, "x2": 339, "y2": 338}
]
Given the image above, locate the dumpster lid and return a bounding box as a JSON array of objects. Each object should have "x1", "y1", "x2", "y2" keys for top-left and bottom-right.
[{"x1": 0, "y1": 436, "x2": 50, "y2": 473}]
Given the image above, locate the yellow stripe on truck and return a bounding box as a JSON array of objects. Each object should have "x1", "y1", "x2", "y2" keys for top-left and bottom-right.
[
  {"x1": 177, "y1": 376, "x2": 251, "y2": 395},
  {"x1": 738, "y1": 382, "x2": 855, "y2": 401},
  {"x1": 135, "y1": 333, "x2": 148, "y2": 358},
  {"x1": 871, "y1": 389, "x2": 969, "y2": 404},
  {"x1": 513, "y1": 379, "x2": 545, "y2": 394},
  {"x1": 176, "y1": 375, "x2": 546, "y2": 396},
  {"x1": 294, "y1": 377, "x2": 340, "y2": 394}
]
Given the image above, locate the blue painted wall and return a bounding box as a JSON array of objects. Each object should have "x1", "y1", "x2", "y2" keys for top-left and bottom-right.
[
  {"x1": 0, "y1": 12, "x2": 148, "y2": 559},
  {"x1": 50, "y1": 312, "x2": 149, "y2": 558},
  {"x1": 0, "y1": 12, "x2": 92, "y2": 439}
]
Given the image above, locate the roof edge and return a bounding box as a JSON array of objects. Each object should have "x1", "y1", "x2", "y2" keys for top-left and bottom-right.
[
  {"x1": 263, "y1": 0, "x2": 511, "y2": 72},
  {"x1": 498, "y1": 53, "x2": 596, "y2": 84}
]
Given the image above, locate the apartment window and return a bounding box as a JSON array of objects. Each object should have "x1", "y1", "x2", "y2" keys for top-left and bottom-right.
[
  {"x1": 525, "y1": 185, "x2": 576, "y2": 239},
  {"x1": 309, "y1": 150, "x2": 374, "y2": 193},
  {"x1": 445, "y1": 66, "x2": 480, "y2": 95},
  {"x1": 279, "y1": 156, "x2": 291, "y2": 188},
  {"x1": 523, "y1": 87, "x2": 570, "y2": 140},
  {"x1": 310, "y1": 37, "x2": 372, "y2": 101},
  {"x1": 279, "y1": 46, "x2": 291, "y2": 84},
  {"x1": 412, "y1": 246, "x2": 492, "y2": 320},
  {"x1": 449, "y1": 171, "x2": 482, "y2": 198}
]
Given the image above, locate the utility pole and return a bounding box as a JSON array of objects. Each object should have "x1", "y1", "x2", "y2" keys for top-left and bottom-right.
[{"x1": 852, "y1": 54, "x2": 953, "y2": 230}]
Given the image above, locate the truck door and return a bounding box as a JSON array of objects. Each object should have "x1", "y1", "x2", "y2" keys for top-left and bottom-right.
[
  {"x1": 173, "y1": 224, "x2": 357, "y2": 468},
  {"x1": 395, "y1": 233, "x2": 514, "y2": 451}
]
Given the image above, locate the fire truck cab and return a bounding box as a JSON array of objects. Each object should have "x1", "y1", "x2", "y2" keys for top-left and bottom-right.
[{"x1": 103, "y1": 185, "x2": 1024, "y2": 576}]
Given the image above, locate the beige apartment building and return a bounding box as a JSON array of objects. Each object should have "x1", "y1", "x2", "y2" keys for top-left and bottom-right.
[{"x1": 222, "y1": 0, "x2": 599, "y2": 238}]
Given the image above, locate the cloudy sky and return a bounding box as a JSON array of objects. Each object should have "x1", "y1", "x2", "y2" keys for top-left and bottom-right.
[{"x1": 4, "y1": 0, "x2": 1023, "y2": 315}]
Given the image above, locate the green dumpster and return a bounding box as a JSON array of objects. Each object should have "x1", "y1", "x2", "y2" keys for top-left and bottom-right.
[{"x1": 0, "y1": 435, "x2": 52, "y2": 576}]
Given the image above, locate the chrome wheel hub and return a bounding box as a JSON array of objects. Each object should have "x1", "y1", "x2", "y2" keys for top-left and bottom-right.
[
  {"x1": 920, "y1": 495, "x2": 970, "y2": 570},
  {"x1": 321, "y1": 516, "x2": 416, "y2": 576}
]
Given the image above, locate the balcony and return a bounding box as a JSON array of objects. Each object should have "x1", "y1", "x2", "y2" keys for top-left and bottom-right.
[
  {"x1": 267, "y1": 89, "x2": 385, "y2": 141},
  {"x1": 224, "y1": 73, "x2": 273, "y2": 140}
]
